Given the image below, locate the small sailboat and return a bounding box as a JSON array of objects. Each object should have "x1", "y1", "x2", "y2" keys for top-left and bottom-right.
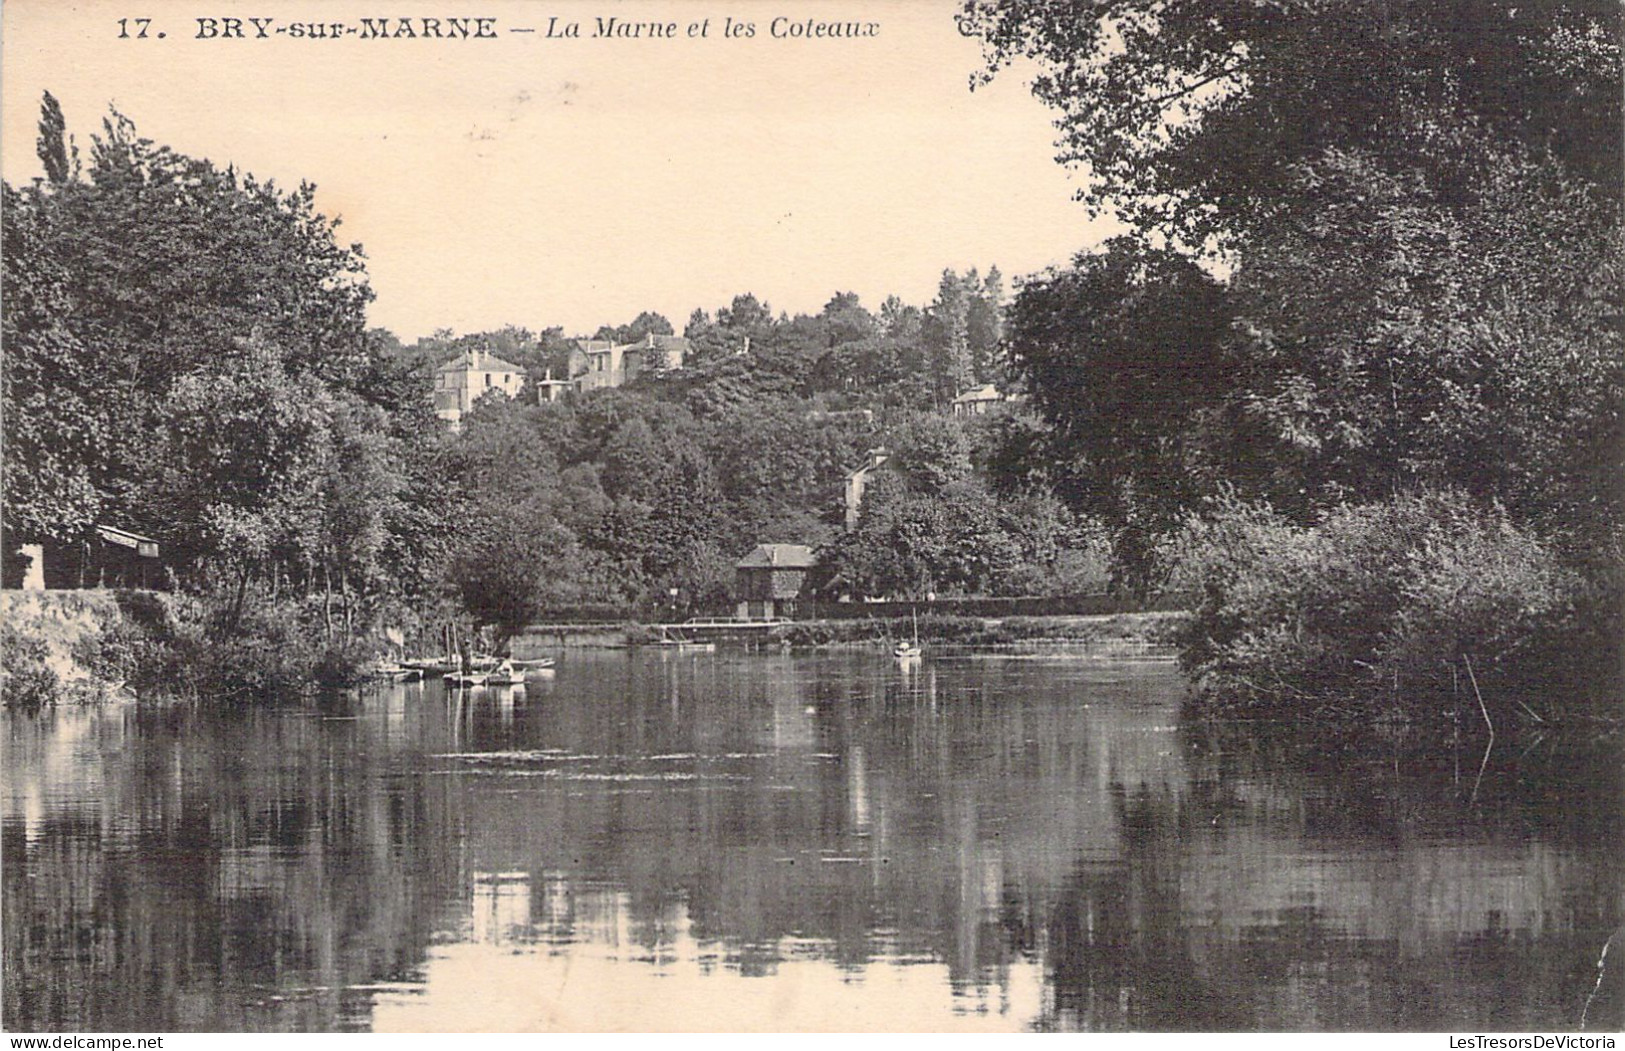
[
  {"x1": 893, "y1": 610, "x2": 923, "y2": 660},
  {"x1": 444, "y1": 666, "x2": 490, "y2": 686}
]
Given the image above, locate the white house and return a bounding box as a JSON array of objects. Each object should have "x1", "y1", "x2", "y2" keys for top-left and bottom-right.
[
  {"x1": 568, "y1": 333, "x2": 689, "y2": 392},
  {"x1": 434, "y1": 348, "x2": 526, "y2": 427},
  {"x1": 950, "y1": 383, "x2": 1007, "y2": 417}
]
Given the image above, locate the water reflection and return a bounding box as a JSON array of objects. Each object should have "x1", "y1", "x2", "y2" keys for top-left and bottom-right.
[{"x1": 3, "y1": 651, "x2": 1619, "y2": 1031}]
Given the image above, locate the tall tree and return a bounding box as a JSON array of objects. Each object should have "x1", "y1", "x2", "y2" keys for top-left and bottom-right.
[
  {"x1": 5, "y1": 98, "x2": 378, "y2": 547},
  {"x1": 923, "y1": 269, "x2": 973, "y2": 400},
  {"x1": 966, "y1": 265, "x2": 1006, "y2": 383},
  {"x1": 595, "y1": 311, "x2": 675, "y2": 345},
  {"x1": 35, "y1": 91, "x2": 71, "y2": 185},
  {"x1": 1003, "y1": 240, "x2": 1234, "y2": 588},
  {"x1": 972, "y1": 0, "x2": 1623, "y2": 572},
  {"x1": 1, "y1": 182, "x2": 102, "y2": 545},
  {"x1": 960, "y1": 0, "x2": 1622, "y2": 246}
]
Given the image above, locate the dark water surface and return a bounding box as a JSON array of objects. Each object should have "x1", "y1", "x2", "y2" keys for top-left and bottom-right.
[{"x1": 4, "y1": 650, "x2": 1620, "y2": 1032}]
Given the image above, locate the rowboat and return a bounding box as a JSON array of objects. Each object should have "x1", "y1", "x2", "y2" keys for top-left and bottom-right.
[
  {"x1": 372, "y1": 662, "x2": 423, "y2": 682},
  {"x1": 511, "y1": 657, "x2": 557, "y2": 672},
  {"x1": 483, "y1": 660, "x2": 527, "y2": 686},
  {"x1": 403, "y1": 655, "x2": 459, "y2": 675}
]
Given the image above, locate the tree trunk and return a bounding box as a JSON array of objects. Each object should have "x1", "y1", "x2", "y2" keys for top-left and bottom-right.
[
  {"x1": 322, "y1": 562, "x2": 334, "y2": 641},
  {"x1": 227, "y1": 567, "x2": 252, "y2": 636}
]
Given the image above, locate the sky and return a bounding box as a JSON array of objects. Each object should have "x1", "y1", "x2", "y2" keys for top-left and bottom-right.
[{"x1": 1, "y1": 0, "x2": 1121, "y2": 340}]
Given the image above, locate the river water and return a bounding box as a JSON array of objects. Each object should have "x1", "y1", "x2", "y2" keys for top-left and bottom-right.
[{"x1": 3, "y1": 649, "x2": 1620, "y2": 1032}]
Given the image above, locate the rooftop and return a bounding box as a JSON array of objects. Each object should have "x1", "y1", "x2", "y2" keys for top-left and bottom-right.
[
  {"x1": 952, "y1": 384, "x2": 1004, "y2": 404},
  {"x1": 578, "y1": 334, "x2": 692, "y2": 356},
  {"x1": 736, "y1": 543, "x2": 817, "y2": 569},
  {"x1": 437, "y1": 348, "x2": 526, "y2": 374}
]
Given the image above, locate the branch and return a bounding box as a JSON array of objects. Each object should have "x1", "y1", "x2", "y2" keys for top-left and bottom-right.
[{"x1": 1143, "y1": 62, "x2": 1244, "y2": 110}]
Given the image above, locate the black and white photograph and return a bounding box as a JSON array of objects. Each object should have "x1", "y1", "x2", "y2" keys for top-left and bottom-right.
[{"x1": 2, "y1": 0, "x2": 1621, "y2": 1036}]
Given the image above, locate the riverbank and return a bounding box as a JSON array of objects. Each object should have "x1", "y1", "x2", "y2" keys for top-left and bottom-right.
[
  {"x1": 524, "y1": 610, "x2": 1188, "y2": 653},
  {"x1": 0, "y1": 589, "x2": 144, "y2": 708},
  {"x1": 1, "y1": 587, "x2": 387, "y2": 708},
  {"x1": 783, "y1": 610, "x2": 1187, "y2": 649}
]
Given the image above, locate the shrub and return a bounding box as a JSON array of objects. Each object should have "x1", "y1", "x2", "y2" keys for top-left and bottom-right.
[
  {"x1": 1174, "y1": 489, "x2": 1577, "y2": 724},
  {"x1": 1, "y1": 623, "x2": 58, "y2": 711}
]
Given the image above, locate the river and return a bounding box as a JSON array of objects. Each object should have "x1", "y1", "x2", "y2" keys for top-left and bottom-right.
[{"x1": 3, "y1": 649, "x2": 1620, "y2": 1032}]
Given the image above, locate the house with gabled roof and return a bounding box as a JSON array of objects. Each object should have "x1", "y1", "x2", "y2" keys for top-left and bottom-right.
[
  {"x1": 843, "y1": 448, "x2": 889, "y2": 530},
  {"x1": 950, "y1": 383, "x2": 1009, "y2": 417},
  {"x1": 434, "y1": 348, "x2": 527, "y2": 427},
  {"x1": 735, "y1": 543, "x2": 817, "y2": 621},
  {"x1": 568, "y1": 333, "x2": 689, "y2": 392}
]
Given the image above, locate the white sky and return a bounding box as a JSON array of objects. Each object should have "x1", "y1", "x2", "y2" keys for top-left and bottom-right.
[{"x1": 2, "y1": 0, "x2": 1119, "y2": 339}]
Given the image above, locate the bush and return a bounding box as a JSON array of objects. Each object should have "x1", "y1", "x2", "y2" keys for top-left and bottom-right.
[
  {"x1": 1, "y1": 623, "x2": 59, "y2": 711},
  {"x1": 204, "y1": 591, "x2": 379, "y2": 700},
  {"x1": 99, "y1": 585, "x2": 379, "y2": 703},
  {"x1": 1174, "y1": 490, "x2": 1579, "y2": 724}
]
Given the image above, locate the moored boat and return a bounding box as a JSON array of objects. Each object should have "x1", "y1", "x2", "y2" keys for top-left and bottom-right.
[
  {"x1": 483, "y1": 660, "x2": 527, "y2": 686},
  {"x1": 372, "y1": 662, "x2": 423, "y2": 682},
  {"x1": 511, "y1": 657, "x2": 557, "y2": 671}
]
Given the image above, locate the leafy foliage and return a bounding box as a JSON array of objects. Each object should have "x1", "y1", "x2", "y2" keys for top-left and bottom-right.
[
  {"x1": 1172, "y1": 490, "x2": 1589, "y2": 724},
  {"x1": 1005, "y1": 239, "x2": 1233, "y2": 587},
  {"x1": 960, "y1": 0, "x2": 1621, "y2": 246},
  {"x1": 969, "y1": 0, "x2": 1623, "y2": 714},
  {"x1": 4, "y1": 98, "x2": 448, "y2": 679}
]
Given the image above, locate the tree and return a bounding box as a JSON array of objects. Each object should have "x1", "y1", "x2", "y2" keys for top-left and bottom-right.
[
  {"x1": 975, "y1": 2, "x2": 1621, "y2": 574},
  {"x1": 822, "y1": 472, "x2": 1019, "y2": 598},
  {"x1": 1003, "y1": 239, "x2": 1232, "y2": 586},
  {"x1": 35, "y1": 91, "x2": 71, "y2": 185},
  {"x1": 4, "y1": 97, "x2": 451, "y2": 650},
  {"x1": 923, "y1": 269, "x2": 973, "y2": 400},
  {"x1": 143, "y1": 336, "x2": 342, "y2": 628},
  {"x1": 888, "y1": 412, "x2": 974, "y2": 493},
  {"x1": 819, "y1": 291, "x2": 877, "y2": 347},
  {"x1": 1217, "y1": 144, "x2": 1623, "y2": 548},
  {"x1": 1, "y1": 183, "x2": 102, "y2": 545},
  {"x1": 449, "y1": 493, "x2": 573, "y2": 646},
  {"x1": 708, "y1": 399, "x2": 871, "y2": 550},
  {"x1": 966, "y1": 265, "x2": 1006, "y2": 383},
  {"x1": 960, "y1": 0, "x2": 1622, "y2": 247},
  {"x1": 595, "y1": 311, "x2": 675, "y2": 345},
  {"x1": 4, "y1": 98, "x2": 378, "y2": 549},
  {"x1": 878, "y1": 295, "x2": 923, "y2": 342},
  {"x1": 921, "y1": 268, "x2": 1008, "y2": 401},
  {"x1": 717, "y1": 293, "x2": 773, "y2": 330},
  {"x1": 596, "y1": 409, "x2": 722, "y2": 588}
]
